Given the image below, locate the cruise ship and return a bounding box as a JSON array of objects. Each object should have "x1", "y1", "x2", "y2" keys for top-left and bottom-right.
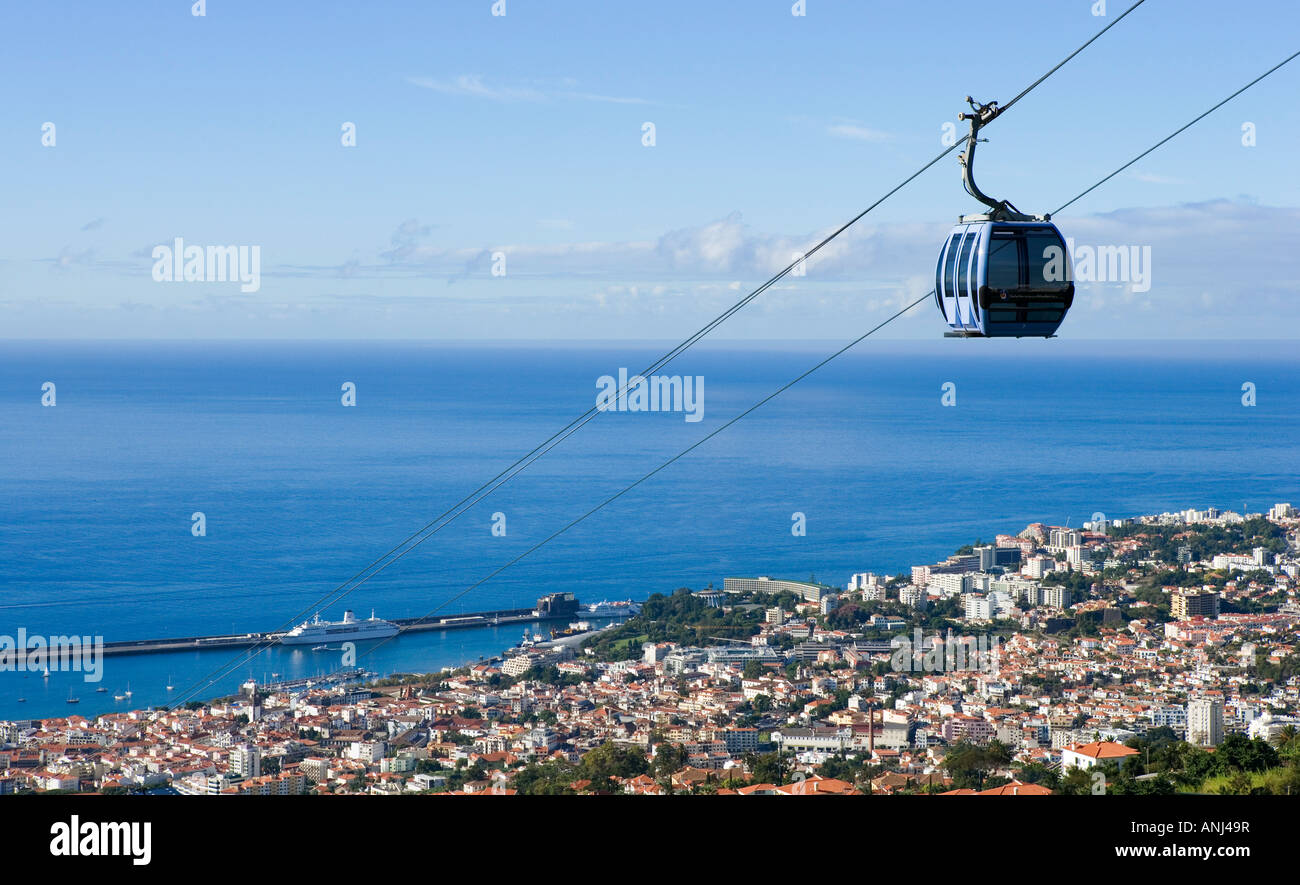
[
  {"x1": 585, "y1": 600, "x2": 642, "y2": 618},
  {"x1": 280, "y1": 609, "x2": 399, "y2": 645}
]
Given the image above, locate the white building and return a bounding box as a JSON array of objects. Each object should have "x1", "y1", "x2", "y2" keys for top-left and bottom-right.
[
  {"x1": 848, "y1": 572, "x2": 883, "y2": 592},
  {"x1": 964, "y1": 594, "x2": 992, "y2": 621},
  {"x1": 347, "y1": 740, "x2": 386, "y2": 763},
  {"x1": 1248, "y1": 712, "x2": 1300, "y2": 742},
  {"x1": 1150, "y1": 704, "x2": 1187, "y2": 734},
  {"x1": 1024, "y1": 556, "x2": 1054, "y2": 580},
  {"x1": 1061, "y1": 740, "x2": 1138, "y2": 770},
  {"x1": 928, "y1": 572, "x2": 973, "y2": 598},
  {"x1": 1049, "y1": 529, "x2": 1082, "y2": 550},
  {"x1": 1267, "y1": 503, "x2": 1294, "y2": 520},
  {"x1": 899, "y1": 586, "x2": 927, "y2": 609},
  {"x1": 1187, "y1": 697, "x2": 1225, "y2": 747},
  {"x1": 229, "y1": 744, "x2": 261, "y2": 778}
]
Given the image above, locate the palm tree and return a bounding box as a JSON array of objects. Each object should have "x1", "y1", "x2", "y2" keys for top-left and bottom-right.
[{"x1": 1270, "y1": 724, "x2": 1300, "y2": 760}]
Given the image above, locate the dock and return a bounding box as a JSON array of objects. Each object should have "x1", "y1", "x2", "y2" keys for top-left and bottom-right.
[{"x1": 100, "y1": 595, "x2": 585, "y2": 658}]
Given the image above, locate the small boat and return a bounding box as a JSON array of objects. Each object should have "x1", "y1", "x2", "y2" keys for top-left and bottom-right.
[
  {"x1": 16, "y1": 698, "x2": 25, "y2": 703},
  {"x1": 96, "y1": 687, "x2": 108, "y2": 693},
  {"x1": 113, "y1": 690, "x2": 127, "y2": 700}
]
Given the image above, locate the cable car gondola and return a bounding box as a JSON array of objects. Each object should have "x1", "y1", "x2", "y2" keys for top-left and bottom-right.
[{"x1": 935, "y1": 97, "x2": 1073, "y2": 338}]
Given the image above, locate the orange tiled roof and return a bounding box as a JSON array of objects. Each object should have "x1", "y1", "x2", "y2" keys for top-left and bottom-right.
[
  {"x1": 1066, "y1": 741, "x2": 1138, "y2": 759},
  {"x1": 941, "y1": 780, "x2": 1053, "y2": 796}
]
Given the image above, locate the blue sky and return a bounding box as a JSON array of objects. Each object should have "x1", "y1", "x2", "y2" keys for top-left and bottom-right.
[{"x1": 2, "y1": 0, "x2": 1297, "y2": 339}]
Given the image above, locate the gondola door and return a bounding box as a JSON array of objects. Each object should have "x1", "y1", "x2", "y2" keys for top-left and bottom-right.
[{"x1": 953, "y1": 225, "x2": 980, "y2": 332}]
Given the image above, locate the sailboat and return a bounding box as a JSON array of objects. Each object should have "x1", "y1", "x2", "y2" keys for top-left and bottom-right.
[
  {"x1": 113, "y1": 688, "x2": 127, "y2": 700},
  {"x1": 66, "y1": 687, "x2": 80, "y2": 704},
  {"x1": 166, "y1": 676, "x2": 174, "y2": 691},
  {"x1": 123, "y1": 682, "x2": 132, "y2": 698}
]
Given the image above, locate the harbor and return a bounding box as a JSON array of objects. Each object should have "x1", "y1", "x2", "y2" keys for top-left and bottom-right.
[
  {"x1": 1, "y1": 594, "x2": 645, "y2": 721},
  {"x1": 98, "y1": 593, "x2": 588, "y2": 658}
]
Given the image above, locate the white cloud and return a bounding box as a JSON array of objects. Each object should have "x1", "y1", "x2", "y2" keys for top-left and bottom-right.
[
  {"x1": 407, "y1": 75, "x2": 545, "y2": 102},
  {"x1": 15, "y1": 200, "x2": 1297, "y2": 339},
  {"x1": 408, "y1": 75, "x2": 649, "y2": 105},
  {"x1": 562, "y1": 91, "x2": 649, "y2": 105},
  {"x1": 826, "y1": 123, "x2": 891, "y2": 142}
]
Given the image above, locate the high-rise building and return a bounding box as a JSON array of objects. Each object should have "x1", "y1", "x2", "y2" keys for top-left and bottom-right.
[
  {"x1": 974, "y1": 545, "x2": 1022, "y2": 569},
  {"x1": 1188, "y1": 697, "x2": 1225, "y2": 746},
  {"x1": 964, "y1": 594, "x2": 992, "y2": 621},
  {"x1": 899, "y1": 586, "x2": 927, "y2": 609},
  {"x1": 848, "y1": 572, "x2": 883, "y2": 592},
  {"x1": 1150, "y1": 704, "x2": 1187, "y2": 732},
  {"x1": 1000, "y1": 580, "x2": 1041, "y2": 606},
  {"x1": 230, "y1": 744, "x2": 261, "y2": 778},
  {"x1": 1024, "y1": 556, "x2": 1054, "y2": 580},
  {"x1": 1049, "y1": 529, "x2": 1082, "y2": 550},
  {"x1": 1171, "y1": 589, "x2": 1220, "y2": 620},
  {"x1": 1267, "y1": 503, "x2": 1294, "y2": 520},
  {"x1": 1042, "y1": 586, "x2": 1072, "y2": 609},
  {"x1": 928, "y1": 572, "x2": 974, "y2": 598}
]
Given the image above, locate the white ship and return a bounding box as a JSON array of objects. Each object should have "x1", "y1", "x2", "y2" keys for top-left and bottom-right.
[
  {"x1": 280, "y1": 609, "x2": 399, "y2": 645},
  {"x1": 586, "y1": 599, "x2": 642, "y2": 618}
]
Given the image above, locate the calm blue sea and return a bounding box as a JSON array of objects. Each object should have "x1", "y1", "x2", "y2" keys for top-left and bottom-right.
[{"x1": 1, "y1": 339, "x2": 1297, "y2": 720}]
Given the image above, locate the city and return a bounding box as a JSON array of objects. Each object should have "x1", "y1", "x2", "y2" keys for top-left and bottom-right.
[{"x1": 5, "y1": 501, "x2": 1297, "y2": 797}]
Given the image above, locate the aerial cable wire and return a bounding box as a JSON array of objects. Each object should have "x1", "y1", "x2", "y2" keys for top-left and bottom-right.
[
  {"x1": 357, "y1": 41, "x2": 1300, "y2": 668},
  {"x1": 166, "y1": 2, "x2": 1151, "y2": 709},
  {"x1": 1053, "y1": 47, "x2": 1300, "y2": 216},
  {"x1": 357, "y1": 291, "x2": 934, "y2": 664}
]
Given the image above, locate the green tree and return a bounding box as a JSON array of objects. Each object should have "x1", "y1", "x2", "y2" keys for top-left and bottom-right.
[
  {"x1": 651, "y1": 743, "x2": 689, "y2": 780},
  {"x1": 1056, "y1": 766, "x2": 1095, "y2": 795},
  {"x1": 579, "y1": 742, "x2": 648, "y2": 783},
  {"x1": 747, "y1": 752, "x2": 789, "y2": 785}
]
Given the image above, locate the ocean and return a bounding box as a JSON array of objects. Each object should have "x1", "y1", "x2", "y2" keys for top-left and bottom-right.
[{"x1": 1, "y1": 338, "x2": 1297, "y2": 720}]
